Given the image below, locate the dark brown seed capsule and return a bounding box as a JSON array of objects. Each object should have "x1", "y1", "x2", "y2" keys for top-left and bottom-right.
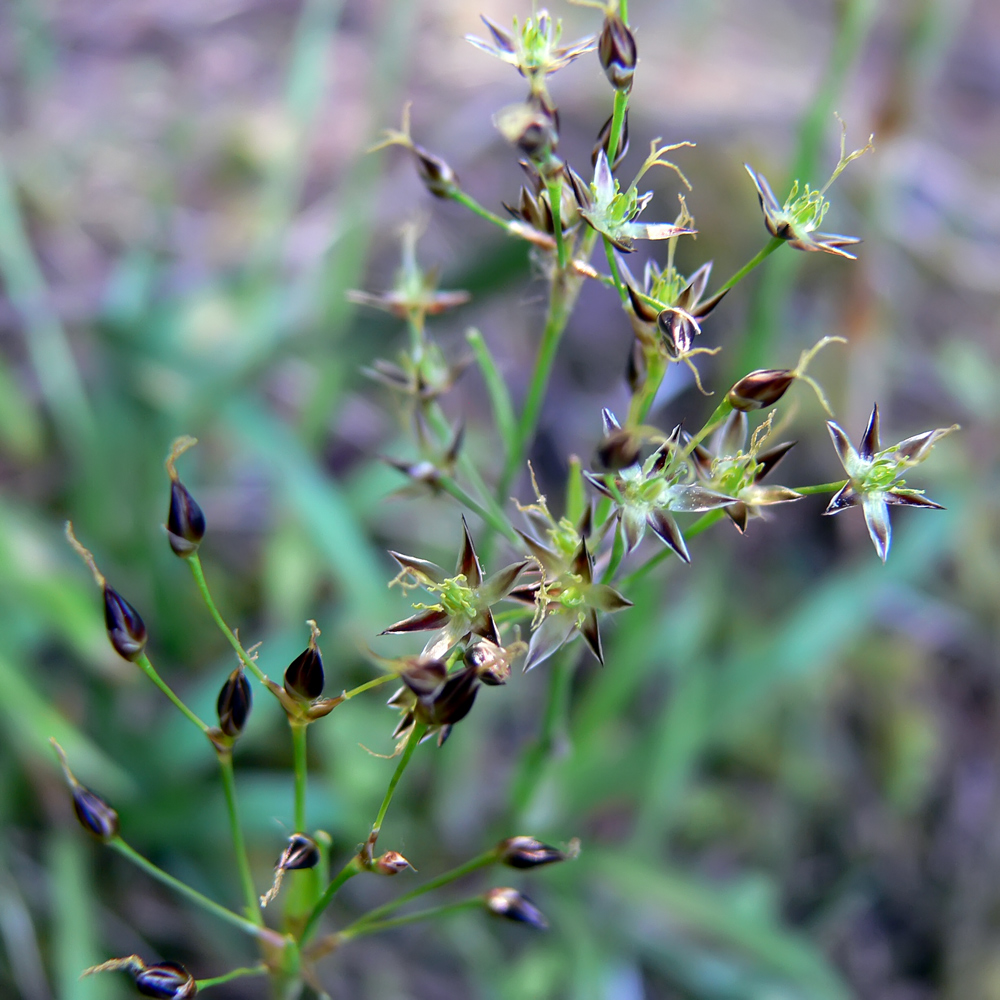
[
  {"x1": 216, "y1": 666, "x2": 252, "y2": 738},
  {"x1": 166, "y1": 480, "x2": 206, "y2": 557},
  {"x1": 284, "y1": 646, "x2": 324, "y2": 702},
  {"x1": 464, "y1": 641, "x2": 510, "y2": 686},
  {"x1": 103, "y1": 586, "x2": 147, "y2": 662},
  {"x1": 484, "y1": 887, "x2": 549, "y2": 929},
  {"x1": 497, "y1": 836, "x2": 566, "y2": 869},
  {"x1": 416, "y1": 665, "x2": 480, "y2": 728},
  {"x1": 726, "y1": 369, "x2": 796, "y2": 411},
  {"x1": 72, "y1": 785, "x2": 120, "y2": 841},
  {"x1": 598, "y1": 14, "x2": 637, "y2": 92},
  {"x1": 278, "y1": 833, "x2": 320, "y2": 871},
  {"x1": 595, "y1": 428, "x2": 642, "y2": 471},
  {"x1": 413, "y1": 145, "x2": 458, "y2": 199},
  {"x1": 135, "y1": 961, "x2": 197, "y2": 999},
  {"x1": 373, "y1": 850, "x2": 413, "y2": 875}
]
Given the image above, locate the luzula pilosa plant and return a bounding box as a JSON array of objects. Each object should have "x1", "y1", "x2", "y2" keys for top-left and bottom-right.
[{"x1": 51, "y1": 4, "x2": 957, "y2": 997}]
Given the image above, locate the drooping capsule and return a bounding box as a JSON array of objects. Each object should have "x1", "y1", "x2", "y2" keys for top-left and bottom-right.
[
  {"x1": 166, "y1": 480, "x2": 206, "y2": 557},
  {"x1": 216, "y1": 666, "x2": 252, "y2": 738},
  {"x1": 278, "y1": 833, "x2": 321, "y2": 872},
  {"x1": 103, "y1": 585, "x2": 148, "y2": 662},
  {"x1": 497, "y1": 836, "x2": 567, "y2": 869},
  {"x1": 726, "y1": 369, "x2": 796, "y2": 411},
  {"x1": 51, "y1": 740, "x2": 119, "y2": 842},
  {"x1": 135, "y1": 961, "x2": 197, "y2": 999},
  {"x1": 484, "y1": 887, "x2": 549, "y2": 930}
]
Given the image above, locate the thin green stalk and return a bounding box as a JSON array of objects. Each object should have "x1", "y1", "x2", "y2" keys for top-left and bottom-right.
[
  {"x1": 619, "y1": 509, "x2": 727, "y2": 589},
  {"x1": 546, "y1": 177, "x2": 567, "y2": 270},
  {"x1": 601, "y1": 521, "x2": 626, "y2": 584},
  {"x1": 627, "y1": 349, "x2": 667, "y2": 425},
  {"x1": 791, "y1": 480, "x2": 847, "y2": 495},
  {"x1": 300, "y1": 855, "x2": 363, "y2": 946},
  {"x1": 350, "y1": 850, "x2": 497, "y2": 930},
  {"x1": 603, "y1": 238, "x2": 628, "y2": 302},
  {"x1": 291, "y1": 722, "x2": 308, "y2": 832},
  {"x1": 605, "y1": 89, "x2": 629, "y2": 167},
  {"x1": 196, "y1": 965, "x2": 268, "y2": 990},
  {"x1": 450, "y1": 189, "x2": 516, "y2": 231},
  {"x1": 437, "y1": 475, "x2": 518, "y2": 543},
  {"x1": 713, "y1": 237, "x2": 783, "y2": 298},
  {"x1": 187, "y1": 555, "x2": 267, "y2": 684},
  {"x1": 498, "y1": 277, "x2": 574, "y2": 498},
  {"x1": 133, "y1": 654, "x2": 209, "y2": 735},
  {"x1": 510, "y1": 653, "x2": 574, "y2": 819},
  {"x1": 681, "y1": 399, "x2": 734, "y2": 458},
  {"x1": 370, "y1": 723, "x2": 427, "y2": 842},
  {"x1": 340, "y1": 898, "x2": 481, "y2": 940},
  {"x1": 217, "y1": 752, "x2": 262, "y2": 926},
  {"x1": 109, "y1": 839, "x2": 280, "y2": 944},
  {"x1": 340, "y1": 673, "x2": 395, "y2": 701}
]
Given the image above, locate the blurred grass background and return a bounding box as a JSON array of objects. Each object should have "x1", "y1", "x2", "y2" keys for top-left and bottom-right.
[{"x1": 0, "y1": 0, "x2": 998, "y2": 997}]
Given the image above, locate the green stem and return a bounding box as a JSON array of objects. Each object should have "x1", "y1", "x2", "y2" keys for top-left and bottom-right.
[
  {"x1": 133, "y1": 653, "x2": 209, "y2": 735},
  {"x1": 340, "y1": 898, "x2": 481, "y2": 940},
  {"x1": 340, "y1": 673, "x2": 395, "y2": 701},
  {"x1": 681, "y1": 399, "x2": 734, "y2": 458},
  {"x1": 627, "y1": 349, "x2": 667, "y2": 425},
  {"x1": 601, "y1": 521, "x2": 626, "y2": 584},
  {"x1": 450, "y1": 189, "x2": 516, "y2": 232},
  {"x1": 350, "y1": 850, "x2": 497, "y2": 930},
  {"x1": 791, "y1": 480, "x2": 847, "y2": 495},
  {"x1": 605, "y1": 89, "x2": 629, "y2": 167},
  {"x1": 196, "y1": 965, "x2": 268, "y2": 990},
  {"x1": 546, "y1": 177, "x2": 567, "y2": 270},
  {"x1": 603, "y1": 237, "x2": 628, "y2": 302},
  {"x1": 300, "y1": 855, "x2": 364, "y2": 946},
  {"x1": 370, "y1": 723, "x2": 427, "y2": 843},
  {"x1": 510, "y1": 653, "x2": 574, "y2": 820},
  {"x1": 109, "y1": 839, "x2": 279, "y2": 943},
  {"x1": 619, "y1": 509, "x2": 727, "y2": 589},
  {"x1": 291, "y1": 722, "x2": 308, "y2": 832},
  {"x1": 187, "y1": 555, "x2": 267, "y2": 684},
  {"x1": 713, "y1": 237, "x2": 783, "y2": 297},
  {"x1": 218, "y1": 752, "x2": 263, "y2": 926},
  {"x1": 438, "y1": 475, "x2": 518, "y2": 543},
  {"x1": 498, "y1": 276, "x2": 574, "y2": 498}
]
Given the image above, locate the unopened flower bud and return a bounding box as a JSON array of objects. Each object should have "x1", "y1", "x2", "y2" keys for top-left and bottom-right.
[
  {"x1": 216, "y1": 666, "x2": 252, "y2": 738},
  {"x1": 497, "y1": 836, "x2": 566, "y2": 869},
  {"x1": 596, "y1": 427, "x2": 642, "y2": 471},
  {"x1": 726, "y1": 369, "x2": 796, "y2": 411},
  {"x1": 284, "y1": 621, "x2": 324, "y2": 702},
  {"x1": 51, "y1": 740, "x2": 119, "y2": 841},
  {"x1": 373, "y1": 850, "x2": 413, "y2": 875},
  {"x1": 104, "y1": 586, "x2": 147, "y2": 662},
  {"x1": 166, "y1": 480, "x2": 206, "y2": 557},
  {"x1": 598, "y1": 14, "x2": 636, "y2": 92},
  {"x1": 413, "y1": 145, "x2": 458, "y2": 199},
  {"x1": 135, "y1": 962, "x2": 197, "y2": 999},
  {"x1": 484, "y1": 887, "x2": 549, "y2": 930},
  {"x1": 464, "y1": 640, "x2": 511, "y2": 686}
]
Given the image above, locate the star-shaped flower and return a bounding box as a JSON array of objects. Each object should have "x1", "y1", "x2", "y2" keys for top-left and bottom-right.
[
  {"x1": 584, "y1": 410, "x2": 736, "y2": 561},
  {"x1": 686, "y1": 410, "x2": 802, "y2": 533},
  {"x1": 382, "y1": 518, "x2": 528, "y2": 658},
  {"x1": 823, "y1": 403, "x2": 958, "y2": 561},
  {"x1": 576, "y1": 146, "x2": 695, "y2": 253}
]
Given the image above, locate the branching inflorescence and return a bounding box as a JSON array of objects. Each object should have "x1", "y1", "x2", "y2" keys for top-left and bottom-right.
[{"x1": 51, "y1": 2, "x2": 956, "y2": 996}]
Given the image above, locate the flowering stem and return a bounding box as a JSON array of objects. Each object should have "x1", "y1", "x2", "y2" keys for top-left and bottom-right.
[
  {"x1": 601, "y1": 521, "x2": 626, "y2": 584},
  {"x1": 340, "y1": 673, "x2": 395, "y2": 701},
  {"x1": 499, "y1": 273, "x2": 575, "y2": 498},
  {"x1": 606, "y1": 89, "x2": 629, "y2": 167},
  {"x1": 340, "y1": 898, "x2": 482, "y2": 940},
  {"x1": 299, "y1": 855, "x2": 364, "y2": 946},
  {"x1": 437, "y1": 474, "x2": 519, "y2": 543},
  {"x1": 133, "y1": 653, "x2": 210, "y2": 735},
  {"x1": 196, "y1": 965, "x2": 268, "y2": 990},
  {"x1": 291, "y1": 722, "x2": 308, "y2": 832},
  {"x1": 603, "y1": 238, "x2": 628, "y2": 302},
  {"x1": 217, "y1": 751, "x2": 263, "y2": 926},
  {"x1": 681, "y1": 399, "x2": 734, "y2": 458},
  {"x1": 349, "y1": 849, "x2": 498, "y2": 931},
  {"x1": 628, "y1": 349, "x2": 668, "y2": 425},
  {"x1": 370, "y1": 722, "x2": 427, "y2": 847},
  {"x1": 187, "y1": 555, "x2": 267, "y2": 685},
  {"x1": 713, "y1": 237, "x2": 784, "y2": 297},
  {"x1": 109, "y1": 838, "x2": 281, "y2": 944},
  {"x1": 620, "y1": 509, "x2": 727, "y2": 589},
  {"x1": 546, "y1": 177, "x2": 567, "y2": 270},
  {"x1": 449, "y1": 189, "x2": 515, "y2": 232},
  {"x1": 791, "y1": 480, "x2": 847, "y2": 495},
  {"x1": 510, "y1": 652, "x2": 574, "y2": 821}
]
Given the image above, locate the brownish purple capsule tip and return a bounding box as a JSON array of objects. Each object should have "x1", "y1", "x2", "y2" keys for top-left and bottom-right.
[
  {"x1": 497, "y1": 836, "x2": 568, "y2": 869},
  {"x1": 216, "y1": 665, "x2": 252, "y2": 738},
  {"x1": 598, "y1": 14, "x2": 636, "y2": 92},
  {"x1": 166, "y1": 480, "x2": 206, "y2": 557},
  {"x1": 484, "y1": 887, "x2": 549, "y2": 929},
  {"x1": 726, "y1": 369, "x2": 796, "y2": 411},
  {"x1": 284, "y1": 621, "x2": 325, "y2": 702},
  {"x1": 51, "y1": 740, "x2": 119, "y2": 842},
  {"x1": 136, "y1": 962, "x2": 197, "y2": 999}
]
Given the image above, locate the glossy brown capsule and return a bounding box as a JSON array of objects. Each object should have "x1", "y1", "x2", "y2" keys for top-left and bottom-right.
[
  {"x1": 103, "y1": 586, "x2": 147, "y2": 662},
  {"x1": 135, "y1": 962, "x2": 197, "y2": 999},
  {"x1": 216, "y1": 666, "x2": 252, "y2": 738},
  {"x1": 497, "y1": 836, "x2": 566, "y2": 869},
  {"x1": 284, "y1": 645, "x2": 324, "y2": 702},
  {"x1": 166, "y1": 480, "x2": 206, "y2": 557},
  {"x1": 485, "y1": 887, "x2": 549, "y2": 930}
]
